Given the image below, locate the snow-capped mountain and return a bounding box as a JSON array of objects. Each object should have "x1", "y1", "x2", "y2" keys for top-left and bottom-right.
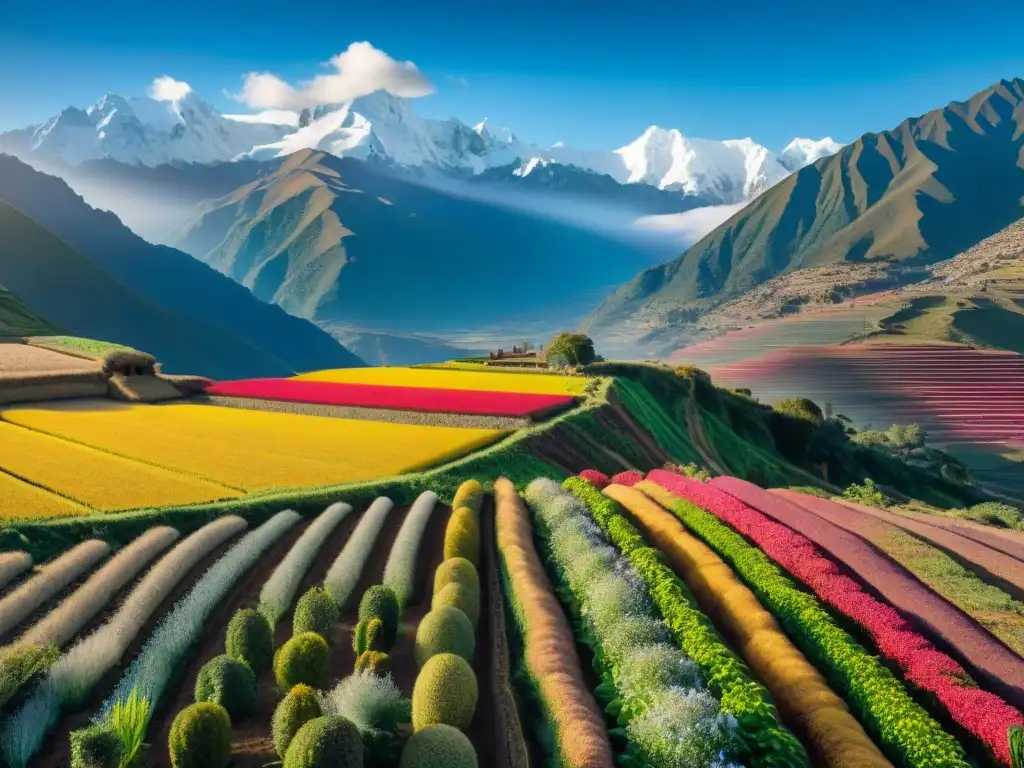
[
  {"x1": 3, "y1": 89, "x2": 289, "y2": 167},
  {"x1": 2, "y1": 85, "x2": 841, "y2": 203},
  {"x1": 778, "y1": 137, "x2": 844, "y2": 172}
]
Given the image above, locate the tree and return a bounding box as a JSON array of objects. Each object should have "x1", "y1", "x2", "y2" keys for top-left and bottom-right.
[{"x1": 545, "y1": 333, "x2": 596, "y2": 367}]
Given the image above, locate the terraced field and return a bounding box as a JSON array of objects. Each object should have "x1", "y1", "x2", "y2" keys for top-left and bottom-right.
[{"x1": 2, "y1": 360, "x2": 1022, "y2": 768}]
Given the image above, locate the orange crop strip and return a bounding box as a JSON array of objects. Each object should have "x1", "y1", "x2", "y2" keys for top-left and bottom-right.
[{"x1": 609, "y1": 482, "x2": 891, "y2": 768}]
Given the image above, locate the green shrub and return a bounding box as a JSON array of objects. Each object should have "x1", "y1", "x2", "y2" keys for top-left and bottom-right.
[
  {"x1": 194, "y1": 654, "x2": 257, "y2": 718},
  {"x1": 842, "y1": 478, "x2": 890, "y2": 508},
  {"x1": 352, "y1": 617, "x2": 385, "y2": 656},
  {"x1": 354, "y1": 651, "x2": 392, "y2": 676},
  {"x1": 411, "y1": 653, "x2": 477, "y2": 732},
  {"x1": 275, "y1": 632, "x2": 330, "y2": 690},
  {"x1": 293, "y1": 586, "x2": 341, "y2": 639},
  {"x1": 283, "y1": 715, "x2": 363, "y2": 768},
  {"x1": 451, "y1": 479, "x2": 484, "y2": 514},
  {"x1": 950, "y1": 502, "x2": 1023, "y2": 530},
  {"x1": 0, "y1": 642, "x2": 60, "y2": 708},
  {"x1": 358, "y1": 585, "x2": 400, "y2": 649},
  {"x1": 321, "y1": 671, "x2": 410, "y2": 761},
  {"x1": 443, "y1": 508, "x2": 479, "y2": 565},
  {"x1": 432, "y1": 582, "x2": 479, "y2": 627},
  {"x1": 400, "y1": 724, "x2": 477, "y2": 768},
  {"x1": 70, "y1": 724, "x2": 121, "y2": 768},
  {"x1": 1010, "y1": 725, "x2": 1023, "y2": 768},
  {"x1": 225, "y1": 609, "x2": 273, "y2": 678},
  {"x1": 168, "y1": 702, "x2": 231, "y2": 768},
  {"x1": 432, "y1": 557, "x2": 480, "y2": 598},
  {"x1": 272, "y1": 684, "x2": 323, "y2": 759},
  {"x1": 414, "y1": 607, "x2": 475, "y2": 668},
  {"x1": 544, "y1": 332, "x2": 596, "y2": 366}
]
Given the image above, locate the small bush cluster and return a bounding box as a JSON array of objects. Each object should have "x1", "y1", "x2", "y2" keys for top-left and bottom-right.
[
  {"x1": 411, "y1": 653, "x2": 478, "y2": 732},
  {"x1": 842, "y1": 478, "x2": 890, "y2": 508},
  {"x1": 225, "y1": 609, "x2": 273, "y2": 678},
  {"x1": 352, "y1": 617, "x2": 385, "y2": 656},
  {"x1": 168, "y1": 702, "x2": 231, "y2": 768},
  {"x1": 283, "y1": 715, "x2": 363, "y2": 768},
  {"x1": 414, "y1": 607, "x2": 475, "y2": 667},
  {"x1": 443, "y1": 507, "x2": 479, "y2": 565},
  {"x1": 358, "y1": 585, "x2": 400, "y2": 649},
  {"x1": 578, "y1": 469, "x2": 610, "y2": 489},
  {"x1": 293, "y1": 586, "x2": 341, "y2": 639},
  {"x1": 400, "y1": 724, "x2": 477, "y2": 768},
  {"x1": 194, "y1": 655, "x2": 257, "y2": 718},
  {"x1": 272, "y1": 685, "x2": 322, "y2": 759},
  {"x1": 275, "y1": 632, "x2": 330, "y2": 690},
  {"x1": 354, "y1": 651, "x2": 391, "y2": 676},
  {"x1": 320, "y1": 670, "x2": 410, "y2": 760},
  {"x1": 70, "y1": 725, "x2": 120, "y2": 768}
]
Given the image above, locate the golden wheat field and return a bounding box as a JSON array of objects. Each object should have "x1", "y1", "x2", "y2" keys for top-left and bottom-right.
[
  {"x1": 294, "y1": 366, "x2": 591, "y2": 396},
  {"x1": 0, "y1": 421, "x2": 243, "y2": 514},
  {"x1": 1, "y1": 401, "x2": 507, "y2": 494},
  {"x1": 0, "y1": 467, "x2": 89, "y2": 521}
]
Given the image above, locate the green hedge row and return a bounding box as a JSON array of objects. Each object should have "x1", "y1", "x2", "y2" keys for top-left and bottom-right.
[{"x1": 563, "y1": 477, "x2": 809, "y2": 768}]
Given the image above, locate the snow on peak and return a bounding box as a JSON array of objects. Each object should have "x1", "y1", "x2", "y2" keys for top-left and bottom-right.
[{"x1": 778, "y1": 137, "x2": 843, "y2": 171}]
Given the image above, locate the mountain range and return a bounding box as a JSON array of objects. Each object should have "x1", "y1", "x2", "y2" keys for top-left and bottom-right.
[
  {"x1": 586, "y1": 77, "x2": 1024, "y2": 354},
  {"x1": 2, "y1": 87, "x2": 839, "y2": 207},
  {"x1": 0, "y1": 155, "x2": 363, "y2": 377}
]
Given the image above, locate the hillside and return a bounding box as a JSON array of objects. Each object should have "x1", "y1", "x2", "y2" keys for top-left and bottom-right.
[
  {"x1": 0, "y1": 284, "x2": 61, "y2": 337},
  {"x1": 587, "y1": 77, "x2": 1024, "y2": 353},
  {"x1": 0, "y1": 155, "x2": 363, "y2": 375},
  {"x1": 176, "y1": 149, "x2": 662, "y2": 357}
]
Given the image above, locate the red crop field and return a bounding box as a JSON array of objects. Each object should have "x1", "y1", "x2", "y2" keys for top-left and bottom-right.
[{"x1": 203, "y1": 377, "x2": 576, "y2": 418}]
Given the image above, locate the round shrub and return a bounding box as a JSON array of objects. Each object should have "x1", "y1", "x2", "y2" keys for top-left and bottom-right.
[
  {"x1": 293, "y1": 586, "x2": 340, "y2": 639},
  {"x1": 443, "y1": 508, "x2": 479, "y2": 565},
  {"x1": 545, "y1": 332, "x2": 596, "y2": 366},
  {"x1": 414, "y1": 607, "x2": 474, "y2": 668},
  {"x1": 272, "y1": 684, "x2": 323, "y2": 759},
  {"x1": 400, "y1": 724, "x2": 477, "y2": 768},
  {"x1": 194, "y1": 654, "x2": 257, "y2": 718},
  {"x1": 451, "y1": 480, "x2": 484, "y2": 514},
  {"x1": 70, "y1": 725, "x2": 121, "y2": 768},
  {"x1": 432, "y1": 581, "x2": 479, "y2": 626},
  {"x1": 226, "y1": 609, "x2": 273, "y2": 677},
  {"x1": 610, "y1": 470, "x2": 645, "y2": 487},
  {"x1": 168, "y1": 702, "x2": 231, "y2": 768},
  {"x1": 411, "y1": 653, "x2": 478, "y2": 732},
  {"x1": 432, "y1": 557, "x2": 480, "y2": 598},
  {"x1": 578, "y1": 469, "x2": 610, "y2": 490},
  {"x1": 283, "y1": 715, "x2": 363, "y2": 768},
  {"x1": 275, "y1": 632, "x2": 330, "y2": 690},
  {"x1": 358, "y1": 585, "x2": 400, "y2": 649}
]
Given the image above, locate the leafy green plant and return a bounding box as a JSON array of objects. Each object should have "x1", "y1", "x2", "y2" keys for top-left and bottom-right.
[
  {"x1": 545, "y1": 332, "x2": 596, "y2": 366},
  {"x1": 1009, "y1": 725, "x2": 1023, "y2": 768},
  {"x1": 293, "y1": 586, "x2": 340, "y2": 639},
  {"x1": 168, "y1": 702, "x2": 231, "y2": 768},
  {"x1": 358, "y1": 585, "x2": 400, "y2": 649},
  {"x1": 108, "y1": 688, "x2": 151, "y2": 767},
  {"x1": 842, "y1": 478, "x2": 890, "y2": 507},
  {"x1": 0, "y1": 642, "x2": 60, "y2": 709},
  {"x1": 354, "y1": 651, "x2": 392, "y2": 676},
  {"x1": 352, "y1": 617, "x2": 385, "y2": 656},
  {"x1": 194, "y1": 655, "x2": 257, "y2": 718},
  {"x1": 272, "y1": 685, "x2": 322, "y2": 759},
  {"x1": 275, "y1": 632, "x2": 329, "y2": 690},
  {"x1": 69, "y1": 725, "x2": 121, "y2": 768},
  {"x1": 225, "y1": 609, "x2": 273, "y2": 678}
]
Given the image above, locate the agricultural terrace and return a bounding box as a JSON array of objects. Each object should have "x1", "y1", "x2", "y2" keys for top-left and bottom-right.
[
  {"x1": 2, "y1": 360, "x2": 1023, "y2": 767},
  {"x1": 294, "y1": 365, "x2": 592, "y2": 396}
]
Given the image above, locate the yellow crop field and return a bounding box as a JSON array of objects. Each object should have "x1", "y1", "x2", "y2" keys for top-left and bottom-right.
[
  {"x1": 0, "y1": 468, "x2": 89, "y2": 521},
  {"x1": 0, "y1": 421, "x2": 242, "y2": 513},
  {"x1": 2, "y1": 401, "x2": 507, "y2": 493},
  {"x1": 294, "y1": 366, "x2": 591, "y2": 396}
]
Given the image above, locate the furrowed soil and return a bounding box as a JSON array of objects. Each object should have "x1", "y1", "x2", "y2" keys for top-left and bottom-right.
[{"x1": 33, "y1": 531, "x2": 246, "y2": 768}]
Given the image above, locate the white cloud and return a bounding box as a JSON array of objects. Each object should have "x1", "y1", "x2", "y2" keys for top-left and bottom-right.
[
  {"x1": 148, "y1": 76, "x2": 193, "y2": 102},
  {"x1": 222, "y1": 109, "x2": 301, "y2": 127},
  {"x1": 233, "y1": 41, "x2": 434, "y2": 111},
  {"x1": 633, "y1": 203, "x2": 747, "y2": 244}
]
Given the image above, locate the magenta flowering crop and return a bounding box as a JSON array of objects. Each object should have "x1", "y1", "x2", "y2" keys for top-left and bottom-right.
[
  {"x1": 578, "y1": 469, "x2": 610, "y2": 489},
  {"x1": 609, "y1": 470, "x2": 645, "y2": 487},
  {"x1": 647, "y1": 469, "x2": 1024, "y2": 766}
]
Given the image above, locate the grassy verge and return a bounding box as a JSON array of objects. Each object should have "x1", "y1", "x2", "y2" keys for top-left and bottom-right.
[
  {"x1": 614, "y1": 378, "x2": 702, "y2": 464},
  {"x1": 28, "y1": 336, "x2": 143, "y2": 359}
]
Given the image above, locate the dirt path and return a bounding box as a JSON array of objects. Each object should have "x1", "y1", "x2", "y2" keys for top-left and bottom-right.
[
  {"x1": 33, "y1": 532, "x2": 245, "y2": 768},
  {"x1": 834, "y1": 498, "x2": 1024, "y2": 599},
  {"x1": 0, "y1": 343, "x2": 98, "y2": 374},
  {"x1": 602, "y1": 392, "x2": 672, "y2": 467},
  {"x1": 720, "y1": 480, "x2": 1024, "y2": 710},
  {"x1": 685, "y1": 395, "x2": 728, "y2": 475}
]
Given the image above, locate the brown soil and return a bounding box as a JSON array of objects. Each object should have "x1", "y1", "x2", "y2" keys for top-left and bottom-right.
[
  {"x1": 0, "y1": 344, "x2": 98, "y2": 374},
  {"x1": 174, "y1": 510, "x2": 360, "y2": 768},
  {"x1": 719, "y1": 481, "x2": 1024, "y2": 711},
  {"x1": 836, "y1": 498, "x2": 1024, "y2": 599},
  {"x1": 33, "y1": 531, "x2": 245, "y2": 768}
]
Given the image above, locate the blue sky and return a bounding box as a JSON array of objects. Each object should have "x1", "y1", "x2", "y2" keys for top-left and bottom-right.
[{"x1": 2, "y1": 0, "x2": 1022, "y2": 150}]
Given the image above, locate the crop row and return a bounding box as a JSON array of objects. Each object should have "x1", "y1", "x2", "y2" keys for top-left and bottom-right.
[
  {"x1": 0, "y1": 515, "x2": 247, "y2": 767},
  {"x1": 2, "y1": 401, "x2": 507, "y2": 496},
  {"x1": 0, "y1": 468, "x2": 88, "y2": 521},
  {"x1": 710, "y1": 477, "x2": 1024, "y2": 765},
  {"x1": 325, "y1": 497, "x2": 394, "y2": 608},
  {"x1": 382, "y1": 491, "x2": 439, "y2": 608},
  {"x1": 494, "y1": 477, "x2": 613, "y2": 767},
  {"x1": 564, "y1": 476, "x2": 811, "y2": 768},
  {"x1": 643, "y1": 472, "x2": 970, "y2": 768},
  {"x1": 524, "y1": 477, "x2": 738, "y2": 767},
  {"x1": 205, "y1": 377, "x2": 576, "y2": 418},
  {"x1": 295, "y1": 365, "x2": 590, "y2": 396},
  {"x1": 0, "y1": 550, "x2": 32, "y2": 591}
]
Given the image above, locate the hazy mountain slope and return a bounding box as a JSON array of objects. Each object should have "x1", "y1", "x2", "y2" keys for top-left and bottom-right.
[
  {"x1": 177, "y1": 149, "x2": 663, "y2": 345},
  {"x1": 0, "y1": 284, "x2": 62, "y2": 337},
  {"x1": 0, "y1": 203, "x2": 312, "y2": 377},
  {"x1": 0, "y1": 155, "x2": 363, "y2": 372},
  {"x1": 587, "y1": 78, "x2": 1024, "y2": 351}
]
